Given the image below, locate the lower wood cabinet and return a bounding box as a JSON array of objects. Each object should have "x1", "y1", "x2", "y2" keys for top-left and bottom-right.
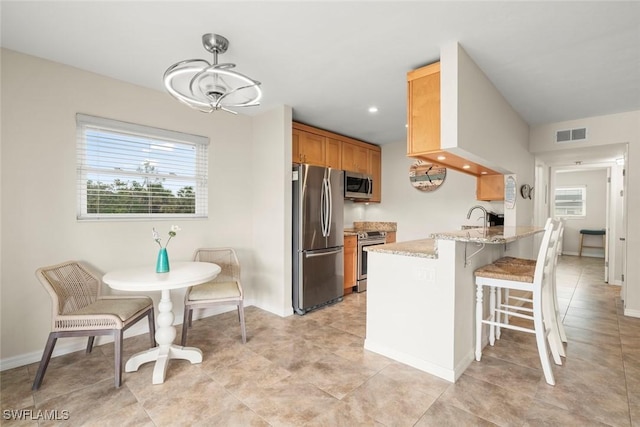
[
  {"x1": 343, "y1": 235, "x2": 357, "y2": 295},
  {"x1": 385, "y1": 231, "x2": 396, "y2": 244}
]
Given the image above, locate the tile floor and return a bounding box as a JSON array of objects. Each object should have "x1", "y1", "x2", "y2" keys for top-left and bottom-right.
[{"x1": 1, "y1": 255, "x2": 638, "y2": 426}]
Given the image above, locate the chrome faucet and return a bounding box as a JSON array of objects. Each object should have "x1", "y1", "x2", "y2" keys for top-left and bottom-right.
[{"x1": 467, "y1": 205, "x2": 488, "y2": 229}]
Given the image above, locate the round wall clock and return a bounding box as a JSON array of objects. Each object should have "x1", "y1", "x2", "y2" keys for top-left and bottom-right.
[{"x1": 409, "y1": 161, "x2": 447, "y2": 192}]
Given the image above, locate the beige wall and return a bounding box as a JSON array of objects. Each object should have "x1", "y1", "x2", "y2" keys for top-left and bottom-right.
[{"x1": 0, "y1": 49, "x2": 290, "y2": 366}]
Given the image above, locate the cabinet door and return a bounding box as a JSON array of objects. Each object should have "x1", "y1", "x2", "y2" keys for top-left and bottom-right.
[
  {"x1": 292, "y1": 129, "x2": 301, "y2": 163},
  {"x1": 298, "y1": 130, "x2": 326, "y2": 165},
  {"x1": 368, "y1": 149, "x2": 381, "y2": 202},
  {"x1": 407, "y1": 62, "x2": 441, "y2": 155},
  {"x1": 476, "y1": 174, "x2": 504, "y2": 201},
  {"x1": 385, "y1": 231, "x2": 396, "y2": 244},
  {"x1": 343, "y1": 235, "x2": 357, "y2": 294},
  {"x1": 326, "y1": 138, "x2": 342, "y2": 169},
  {"x1": 343, "y1": 142, "x2": 369, "y2": 173}
]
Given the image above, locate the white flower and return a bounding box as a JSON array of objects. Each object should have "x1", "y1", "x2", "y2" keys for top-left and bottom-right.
[{"x1": 153, "y1": 226, "x2": 180, "y2": 248}]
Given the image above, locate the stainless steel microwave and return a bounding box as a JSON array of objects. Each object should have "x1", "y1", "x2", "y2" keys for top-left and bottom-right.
[{"x1": 344, "y1": 171, "x2": 373, "y2": 200}]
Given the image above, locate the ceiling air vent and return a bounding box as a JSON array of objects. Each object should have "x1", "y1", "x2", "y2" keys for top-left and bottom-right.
[{"x1": 556, "y1": 127, "x2": 587, "y2": 143}]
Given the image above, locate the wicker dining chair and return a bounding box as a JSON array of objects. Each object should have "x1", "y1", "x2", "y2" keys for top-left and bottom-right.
[
  {"x1": 181, "y1": 248, "x2": 246, "y2": 345},
  {"x1": 32, "y1": 261, "x2": 156, "y2": 390}
]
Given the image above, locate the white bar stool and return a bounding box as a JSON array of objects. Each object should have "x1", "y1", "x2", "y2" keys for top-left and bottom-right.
[{"x1": 474, "y1": 218, "x2": 559, "y2": 385}]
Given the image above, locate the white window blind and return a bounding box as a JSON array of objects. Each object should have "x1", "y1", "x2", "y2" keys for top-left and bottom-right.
[
  {"x1": 554, "y1": 186, "x2": 586, "y2": 217},
  {"x1": 76, "y1": 114, "x2": 208, "y2": 220}
]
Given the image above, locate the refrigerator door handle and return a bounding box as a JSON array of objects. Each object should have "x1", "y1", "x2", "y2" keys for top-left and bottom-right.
[
  {"x1": 321, "y1": 177, "x2": 331, "y2": 237},
  {"x1": 326, "y1": 175, "x2": 333, "y2": 236},
  {"x1": 320, "y1": 178, "x2": 327, "y2": 237},
  {"x1": 305, "y1": 248, "x2": 343, "y2": 258}
]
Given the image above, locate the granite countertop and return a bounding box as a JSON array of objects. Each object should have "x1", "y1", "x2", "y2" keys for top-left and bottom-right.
[
  {"x1": 430, "y1": 226, "x2": 544, "y2": 244},
  {"x1": 353, "y1": 221, "x2": 397, "y2": 232},
  {"x1": 345, "y1": 221, "x2": 397, "y2": 236},
  {"x1": 365, "y1": 239, "x2": 437, "y2": 259}
]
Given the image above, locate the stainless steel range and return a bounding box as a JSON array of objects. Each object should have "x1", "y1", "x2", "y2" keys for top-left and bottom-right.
[{"x1": 356, "y1": 230, "x2": 387, "y2": 292}]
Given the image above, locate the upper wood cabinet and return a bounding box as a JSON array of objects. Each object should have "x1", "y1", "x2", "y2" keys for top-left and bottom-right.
[
  {"x1": 342, "y1": 141, "x2": 369, "y2": 173},
  {"x1": 406, "y1": 62, "x2": 500, "y2": 180},
  {"x1": 292, "y1": 123, "x2": 342, "y2": 169},
  {"x1": 292, "y1": 127, "x2": 326, "y2": 166},
  {"x1": 325, "y1": 138, "x2": 342, "y2": 169},
  {"x1": 292, "y1": 122, "x2": 382, "y2": 201},
  {"x1": 476, "y1": 174, "x2": 505, "y2": 201},
  {"x1": 368, "y1": 149, "x2": 382, "y2": 203},
  {"x1": 385, "y1": 231, "x2": 396, "y2": 244},
  {"x1": 407, "y1": 61, "x2": 505, "y2": 198},
  {"x1": 407, "y1": 62, "x2": 441, "y2": 156}
]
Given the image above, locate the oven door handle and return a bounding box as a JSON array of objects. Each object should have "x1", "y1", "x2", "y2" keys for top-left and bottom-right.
[{"x1": 305, "y1": 248, "x2": 343, "y2": 258}]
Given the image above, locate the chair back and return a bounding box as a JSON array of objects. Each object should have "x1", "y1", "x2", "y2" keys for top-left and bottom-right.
[
  {"x1": 533, "y1": 218, "x2": 560, "y2": 289},
  {"x1": 36, "y1": 261, "x2": 101, "y2": 319},
  {"x1": 193, "y1": 248, "x2": 240, "y2": 283}
]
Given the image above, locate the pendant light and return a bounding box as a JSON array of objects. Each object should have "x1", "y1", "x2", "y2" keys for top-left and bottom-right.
[{"x1": 163, "y1": 34, "x2": 262, "y2": 114}]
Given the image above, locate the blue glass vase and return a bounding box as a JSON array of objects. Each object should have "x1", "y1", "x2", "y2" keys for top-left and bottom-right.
[{"x1": 156, "y1": 248, "x2": 170, "y2": 273}]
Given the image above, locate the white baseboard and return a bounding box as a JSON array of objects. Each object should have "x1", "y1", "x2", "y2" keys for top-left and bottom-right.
[
  {"x1": 624, "y1": 308, "x2": 640, "y2": 318},
  {"x1": 561, "y1": 251, "x2": 605, "y2": 258},
  {"x1": 364, "y1": 339, "x2": 456, "y2": 383}
]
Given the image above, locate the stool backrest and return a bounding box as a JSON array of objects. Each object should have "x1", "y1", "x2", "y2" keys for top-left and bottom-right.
[{"x1": 533, "y1": 218, "x2": 560, "y2": 290}]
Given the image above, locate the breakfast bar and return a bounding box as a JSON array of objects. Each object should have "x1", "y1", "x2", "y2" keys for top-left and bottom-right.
[{"x1": 363, "y1": 226, "x2": 543, "y2": 382}]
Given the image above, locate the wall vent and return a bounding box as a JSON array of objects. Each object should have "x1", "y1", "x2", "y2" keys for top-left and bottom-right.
[{"x1": 556, "y1": 127, "x2": 587, "y2": 143}]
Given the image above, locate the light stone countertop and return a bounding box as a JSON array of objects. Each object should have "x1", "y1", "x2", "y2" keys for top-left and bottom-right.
[
  {"x1": 365, "y1": 238, "x2": 437, "y2": 259},
  {"x1": 430, "y1": 226, "x2": 544, "y2": 244},
  {"x1": 353, "y1": 221, "x2": 397, "y2": 232}
]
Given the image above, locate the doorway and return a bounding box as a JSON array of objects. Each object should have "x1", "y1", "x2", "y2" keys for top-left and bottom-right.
[{"x1": 534, "y1": 144, "x2": 627, "y2": 288}]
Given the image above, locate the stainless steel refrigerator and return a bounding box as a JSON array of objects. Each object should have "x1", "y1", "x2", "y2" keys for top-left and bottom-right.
[{"x1": 292, "y1": 164, "x2": 344, "y2": 314}]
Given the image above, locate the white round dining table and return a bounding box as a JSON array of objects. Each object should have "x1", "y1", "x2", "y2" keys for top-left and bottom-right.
[{"x1": 103, "y1": 261, "x2": 221, "y2": 385}]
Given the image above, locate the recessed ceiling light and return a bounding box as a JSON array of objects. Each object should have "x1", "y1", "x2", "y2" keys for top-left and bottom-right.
[
  {"x1": 368, "y1": 106, "x2": 378, "y2": 113},
  {"x1": 462, "y1": 164, "x2": 471, "y2": 169}
]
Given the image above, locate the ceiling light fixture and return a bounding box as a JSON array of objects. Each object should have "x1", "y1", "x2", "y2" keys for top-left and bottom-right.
[
  {"x1": 368, "y1": 106, "x2": 379, "y2": 113},
  {"x1": 163, "y1": 33, "x2": 262, "y2": 114}
]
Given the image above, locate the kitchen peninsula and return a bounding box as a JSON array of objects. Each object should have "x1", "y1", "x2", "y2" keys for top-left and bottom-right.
[{"x1": 363, "y1": 225, "x2": 543, "y2": 382}]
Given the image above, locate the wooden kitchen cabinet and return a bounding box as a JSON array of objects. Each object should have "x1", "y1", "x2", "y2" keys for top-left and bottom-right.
[
  {"x1": 476, "y1": 174, "x2": 505, "y2": 201},
  {"x1": 368, "y1": 149, "x2": 382, "y2": 203},
  {"x1": 407, "y1": 61, "x2": 441, "y2": 156},
  {"x1": 406, "y1": 62, "x2": 500, "y2": 178},
  {"x1": 292, "y1": 127, "x2": 325, "y2": 166},
  {"x1": 343, "y1": 235, "x2": 357, "y2": 294},
  {"x1": 292, "y1": 122, "x2": 382, "y2": 201},
  {"x1": 326, "y1": 137, "x2": 342, "y2": 169},
  {"x1": 342, "y1": 141, "x2": 369, "y2": 173},
  {"x1": 385, "y1": 231, "x2": 396, "y2": 243}
]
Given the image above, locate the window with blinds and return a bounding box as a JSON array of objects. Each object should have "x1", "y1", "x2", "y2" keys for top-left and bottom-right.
[
  {"x1": 76, "y1": 114, "x2": 208, "y2": 220},
  {"x1": 554, "y1": 186, "x2": 586, "y2": 217}
]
